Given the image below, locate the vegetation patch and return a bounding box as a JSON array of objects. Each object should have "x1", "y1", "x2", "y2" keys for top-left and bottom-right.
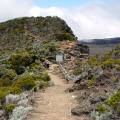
[
  {"x1": 10, "y1": 86, "x2": 22, "y2": 95},
  {"x1": 9, "y1": 51, "x2": 34, "y2": 68},
  {"x1": 87, "y1": 76, "x2": 96, "y2": 87},
  {"x1": 0, "y1": 87, "x2": 10, "y2": 101},
  {"x1": 13, "y1": 73, "x2": 36, "y2": 91},
  {"x1": 97, "y1": 104, "x2": 108, "y2": 113},
  {"x1": 5, "y1": 104, "x2": 16, "y2": 113},
  {"x1": 106, "y1": 90, "x2": 120, "y2": 109}
]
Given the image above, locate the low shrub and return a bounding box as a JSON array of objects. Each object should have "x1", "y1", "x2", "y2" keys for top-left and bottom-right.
[
  {"x1": 10, "y1": 86, "x2": 22, "y2": 94},
  {"x1": 73, "y1": 67, "x2": 82, "y2": 75},
  {"x1": 88, "y1": 55, "x2": 100, "y2": 67},
  {"x1": 102, "y1": 59, "x2": 114, "y2": 69},
  {"x1": 106, "y1": 90, "x2": 120, "y2": 109},
  {"x1": 0, "y1": 87, "x2": 10, "y2": 101},
  {"x1": 0, "y1": 78, "x2": 13, "y2": 87},
  {"x1": 30, "y1": 63, "x2": 43, "y2": 70},
  {"x1": 0, "y1": 69, "x2": 16, "y2": 80},
  {"x1": 13, "y1": 73, "x2": 36, "y2": 91},
  {"x1": 102, "y1": 59, "x2": 120, "y2": 69},
  {"x1": 55, "y1": 33, "x2": 76, "y2": 41},
  {"x1": 5, "y1": 104, "x2": 15, "y2": 113},
  {"x1": 40, "y1": 72, "x2": 51, "y2": 82},
  {"x1": 97, "y1": 104, "x2": 107, "y2": 113},
  {"x1": 39, "y1": 81, "x2": 48, "y2": 89},
  {"x1": 87, "y1": 76, "x2": 96, "y2": 87},
  {"x1": 88, "y1": 79, "x2": 95, "y2": 87},
  {"x1": 116, "y1": 65, "x2": 120, "y2": 71},
  {"x1": 9, "y1": 51, "x2": 34, "y2": 67}
]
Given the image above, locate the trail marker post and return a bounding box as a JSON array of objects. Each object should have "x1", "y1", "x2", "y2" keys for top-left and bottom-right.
[{"x1": 56, "y1": 54, "x2": 64, "y2": 63}]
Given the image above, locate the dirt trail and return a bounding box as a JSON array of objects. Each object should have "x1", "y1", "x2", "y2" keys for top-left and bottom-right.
[{"x1": 28, "y1": 65, "x2": 83, "y2": 120}]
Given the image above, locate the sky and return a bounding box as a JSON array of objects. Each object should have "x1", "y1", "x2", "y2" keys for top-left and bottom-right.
[{"x1": 0, "y1": 0, "x2": 120, "y2": 40}]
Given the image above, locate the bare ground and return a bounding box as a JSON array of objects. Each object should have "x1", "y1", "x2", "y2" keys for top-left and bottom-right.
[{"x1": 27, "y1": 65, "x2": 87, "y2": 120}]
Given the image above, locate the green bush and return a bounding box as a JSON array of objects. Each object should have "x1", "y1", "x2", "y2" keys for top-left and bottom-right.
[
  {"x1": 30, "y1": 63, "x2": 43, "y2": 70},
  {"x1": 0, "y1": 69, "x2": 16, "y2": 80},
  {"x1": 0, "y1": 87, "x2": 10, "y2": 101},
  {"x1": 55, "y1": 33, "x2": 76, "y2": 41},
  {"x1": 102, "y1": 53, "x2": 112, "y2": 61},
  {"x1": 39, "y1": 81, "x2": 48, "y2": 89},
  {"x1": 44, "y1": 41, "x2": 58, "y2": 53},
  {"x1": 97, "y1": 104, "x2": 107, "y2": 113},
  {"x1": 13, "y1": 73, "x2": 36, "y2": 91},
  {"x1": 5, "y1": 104, "x2": 15, "y2": 113},
  {"x1": 102, "y1": 59, "x2": 114, "y2": 68},
  {"x1": 88, "y1": 79, "x2": 95, "y2": 87},
  {"x1": 102, "y1": 59, "x2": 120, "y2": 69},
  {"x1": 40, "y1": 72, "x2": 51, "y2": 82},
  {"x1": 106, "y1": 90, "x2": 120, "y2": 109},
  {"x1": 0, "y1": 78, "x2": 13, "y2": 87},
  {"x1": 0, "y1": 91, "x2": 7, "y2": 101},
  {"x1": 10, "y1": 86, "x2": 22, "y2": 94},
  {"x1": 9, "y1": 51, "x2": 34, "y2": 67},
  {"x1": 0, "y1": 69, "x2": 17, "y2": 87},
  {"x1": 116, "y1": 65, "x2": 120, "y2": 71},
  {"x1": 87, "y1": 76, "x2": 96, "y2": 87},
  {"x1": 73, "y1": 67, "x2": 82, "y2": 75},
  {"x1": 88, "y1": 55, "x2": 100, "y2": 67}
]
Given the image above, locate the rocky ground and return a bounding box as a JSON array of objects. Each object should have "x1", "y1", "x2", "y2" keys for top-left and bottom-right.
[{"x1": 65, "y1": 45, "x2": 120, "y2": 120}]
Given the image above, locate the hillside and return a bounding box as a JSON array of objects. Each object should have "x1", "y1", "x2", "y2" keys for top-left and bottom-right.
[
  {"x1": 63, "y1": 44, "x2": 120, "y2": 120},
  {"x1": 79, "y1": 38, "x2": 120, "y2": 56},
  {"x1": 80, "y1": 37, "x2": 120, "y2": 45},
  {"x1": 0, "y1": 16, "x2": 76, "y2": 53},
  {"x1": 0, "y1": 16, "x2": 90, "y2": 120}
]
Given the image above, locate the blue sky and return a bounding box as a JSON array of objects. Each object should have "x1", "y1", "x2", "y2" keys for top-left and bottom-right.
[
  {"x1": 34, "y1": 0, "x2": 115, "y2": 8},
  {"x1": 0, "y1": 0, "x2": 120, "y2": 40},
  {"x1": 34, "y1": 0, "x2": 91, "y2": 7}
]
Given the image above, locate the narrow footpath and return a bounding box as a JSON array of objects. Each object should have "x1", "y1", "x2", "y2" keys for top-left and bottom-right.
[{"x1": 28, "y1": 65, "x2": 83, "y2": 120}]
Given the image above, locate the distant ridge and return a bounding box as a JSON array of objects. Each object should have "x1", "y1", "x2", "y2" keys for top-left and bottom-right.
[{"x1": 79, "y1": 37, "x2": 120, "y2": 45}]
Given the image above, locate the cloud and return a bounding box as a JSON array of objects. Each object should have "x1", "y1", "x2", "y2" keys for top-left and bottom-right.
[
  {"x1": 29, "y1": 6, "x2": 65, "y2": 17},
  {"x1": 0, "y1": 0, "x2": 33, "y2": 21},
  {"x1": 64, "y1": 5, "x2": 120, "y2": 40},
  {"x1": 0, "y1": 0, "x2": 120, "y2": 40}
]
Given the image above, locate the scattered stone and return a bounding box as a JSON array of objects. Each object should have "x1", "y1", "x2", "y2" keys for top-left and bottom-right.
[
  {"x1": 65, "y1": 88, "x2": 74, "y2": 93},
  {"x1": 17, "y1": 99, "x2": 29, "y2": 107},
  {"x1": 89, "y1": 97, "x2": 101, "y2": 104},
  {"x1": 5, "y1": 94, "x2": 19, "y2": 105},
  {"x1": 10, "y1": 106, "x2": 33, "y2": 120},
  {"x1": 0, "y1": 110, "x2": 4, "y2": 117},
  {"x1": 71, "y1": 106, "x2": 91, "y2": 116}
]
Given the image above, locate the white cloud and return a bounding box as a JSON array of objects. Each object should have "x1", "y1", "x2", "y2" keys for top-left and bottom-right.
[
  {"x1": 0, "y1": 0, "x2": 120, "y2": 40},
  {"x1": 0, "y1": 0, "x2": 33, "y2": 21},
  {"x1": 29, "y1": 6, "x2": 65, "y2": 17},
  {"x1": 64, "y1": 5, "x2": 120, "y2": 40}
]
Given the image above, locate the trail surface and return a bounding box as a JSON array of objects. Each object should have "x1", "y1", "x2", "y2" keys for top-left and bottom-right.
[{"x1": 28, "y1": 65, "x2": 83, "y2": 120}]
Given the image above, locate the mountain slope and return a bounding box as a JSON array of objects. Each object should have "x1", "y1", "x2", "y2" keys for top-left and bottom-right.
[
  {"x1": 80, "y1": 37, "x2": 120, "y2": 45},
  {"x1": 0, "y1": 16, "x2": 76, "y2": 52}
]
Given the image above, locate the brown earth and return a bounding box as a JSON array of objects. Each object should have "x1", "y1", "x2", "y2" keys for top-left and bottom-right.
[{"x1": 27, "y1": 65, "x2": 88, "y2": 120}]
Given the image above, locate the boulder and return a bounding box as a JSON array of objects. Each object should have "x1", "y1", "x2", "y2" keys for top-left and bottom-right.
[
  {"x1": 17, "y1": 99, "x2": 29, "y2": 107},
  {"x1": 5, "y1": 94, "x2": 19, "y2": 105},
  {"x1": 89, "y1": 97, "x2": 101, "y2": 104},
  {"x1": 0, "y1": 110, "x2": 5, "y2": 120},
  {"x1": 10, "y1": 106, "x2": 33, "y2": 120},
  {"x1": 0, "y1": 110, "x2": 4, "y2": 117},
  {"x1": 71, "y1": 106, "x2": 92, "y2": 116}
]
